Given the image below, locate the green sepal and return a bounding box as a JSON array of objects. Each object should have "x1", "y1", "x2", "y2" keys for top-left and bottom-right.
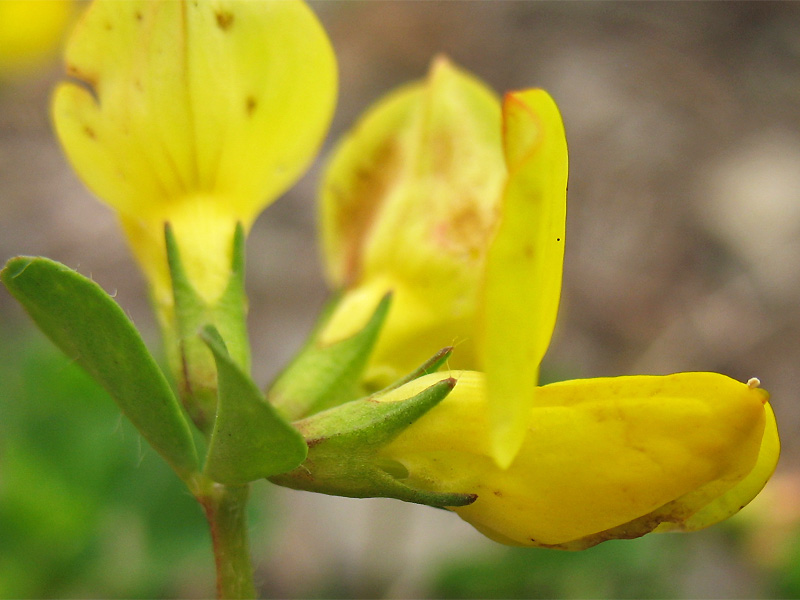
[
  {"x1": 376, "y1": 346, "x2": 453, "y2": 395},
  {"x1": 201, "y1": 325, "x2": 307, "y2": 484},
  {"x1": 1, "y1": 256, "x2": 199, "y2": 480},
  {"x1": 164, "y1": 223, "x2": 250, "y2": 434},
  {"x1": 268, "y1": 293, "x2": 392, "y2": 421},
  {"x1": 270, "y1": 377, "x2": 476, "y2": 507}
]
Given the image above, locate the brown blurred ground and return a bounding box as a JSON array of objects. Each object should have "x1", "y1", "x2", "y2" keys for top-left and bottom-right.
[{"x1": 2, "y1": 2, "x2": 800, "y2": 597}]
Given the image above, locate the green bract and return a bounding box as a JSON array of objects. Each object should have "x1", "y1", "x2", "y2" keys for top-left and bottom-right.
[{"x1": 202, "y1": 326, "x2": 307, "y2": 485}]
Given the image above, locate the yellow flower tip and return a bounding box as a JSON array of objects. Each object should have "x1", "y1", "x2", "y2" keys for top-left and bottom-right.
[
  {"x1": 428, "y1": 53, "x2": 454, "y2": 76},
  {"x1": 489, "y1": 414, "x2": 528, "y2": 471},
  {"x1": 501, "y1": 88, "x2": 566, "y2": 171},
  {"x1": 53, "y1": 0, "x2": 336, "y2": 298},
  {"x1": 656, "y1": 398, "x2": 779, "y2": 535}
]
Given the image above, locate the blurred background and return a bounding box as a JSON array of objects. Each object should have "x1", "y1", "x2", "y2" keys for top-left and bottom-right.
[{"x1": 2, "y1": 1, "x2": 800, "y2": 597}]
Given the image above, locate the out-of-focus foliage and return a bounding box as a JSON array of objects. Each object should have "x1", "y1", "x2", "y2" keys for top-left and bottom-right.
[
  {"x1": 0, "y1": 335, "x2": 211, "y2": 598},
  {"x1": 430, "y1": 536, "x2": 685, "y2": 599}
]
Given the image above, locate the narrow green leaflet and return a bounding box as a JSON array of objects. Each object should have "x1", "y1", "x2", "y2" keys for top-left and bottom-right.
[
  {"x1": 374, "y1": 346, "x2": 453, "y2": 396},
  {"x1": 299, "y1": 377, "x2": 457, "y2": 449},
  {"x1": 268, "y1": 294, "x2": 391, "y2": 421},
  {"x1": 1, "y1": 256, "x2": 198, "y2": 479},
  {"x1": 201, "y1": 326, "x2": 307, "y2": 484}
]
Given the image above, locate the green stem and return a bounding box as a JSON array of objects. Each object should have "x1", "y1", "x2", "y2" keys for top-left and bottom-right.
[{"x1": 199, "y1": 483, "x2": 257, "y2": 599}]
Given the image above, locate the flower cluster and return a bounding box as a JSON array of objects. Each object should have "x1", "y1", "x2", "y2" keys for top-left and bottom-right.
[{"x1": 3, "y1": 0, "x2": 779, "y2": 556}]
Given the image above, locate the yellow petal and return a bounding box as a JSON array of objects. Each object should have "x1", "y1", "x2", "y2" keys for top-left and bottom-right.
[
  {"x1": 479, "y1": 89, "x2": 568, "y2": 468},
  {"x1": 118, "y1": 199, "x2": 239, "y2": 313},
  {"x1": 52, "y1": 0, "x2": 336, "y2": 302},
  {"x1": 0, "y1": 0, "x2": 74, "y2": 77},
  {"x1": 655, "y1": 399, "x2": 780, "y2": 533},
  {"x1": 320, "y1": 80, "x2": 420, "y2": 290},
  {"x1": 382, "y1": 371, "x2": 770, "y2": 547},
  {"x1": 319, "y1": 57, "x2": 505, "y2": 386}
]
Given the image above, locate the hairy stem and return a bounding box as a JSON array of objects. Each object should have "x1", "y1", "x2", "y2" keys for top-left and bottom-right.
[{"x1": 199, "y1": 483, "x2": 256, "y2": 599}]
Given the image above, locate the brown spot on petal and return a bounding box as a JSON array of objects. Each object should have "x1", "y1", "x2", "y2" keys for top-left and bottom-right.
[
  {"x1": 83, "y1": 126, "x2": 96, "y2": 140},
  {"x1": 331, "y1": 139, "x2": 402, "y2": 286},
  {"x1": 215, "y1": 11, "x2": 234, "y2": 30},
  {"x1": 245, "y1": 96, "x2": 257, "y2": 116},
  {"x1": 433, "y1": 203, "x2": 492, "y2": 261}
]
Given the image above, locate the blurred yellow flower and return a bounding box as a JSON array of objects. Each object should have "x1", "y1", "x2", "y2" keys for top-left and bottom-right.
[
  {"x1": 52, "y1": 0, "x2": 336, "y2": 314},
  {"x1": 319, "y1": 59, "x2": 567, "y2": 465},
  {"x1": 319, "y1": 58, "x2": 504, "y2": 382},
  {"x1": 315, "y1": 55, "x2": 779, "y2": 537},
  {"x1": 319, "y1": 58, "x2": 503, "y2": 383},
  {"x1": 378, "y1": 371, "x2": 779, "y2": 548},
  {"x1": 0, "y1": 0, "x2": 74, "y2": 78}
]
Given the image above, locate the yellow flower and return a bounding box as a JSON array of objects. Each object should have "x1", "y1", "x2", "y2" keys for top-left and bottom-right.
[
  {"x1": 318, "y1": 58, "x2": 508, "y2": 386},
  {"x1": 310, "y1": 56, "x2": 779, "y2": 546},
  {"x1": 377, "y1": 371, "x2": 779, "y2": 549},
  {"x1": 52, "y1": 0, "x2": 336, "y2": 314},
  {"x1": 0, "y1": 0, "x2": 74, "y2": 78},
  {"x1": 318, "y1": 58, "x2": 566, "y2": 465}
]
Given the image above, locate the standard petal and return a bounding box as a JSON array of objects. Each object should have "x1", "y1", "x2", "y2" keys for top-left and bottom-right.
[
  {"x1": 320, "y1": 81, "x2": 419, "y2": 289},
  {"x1": 52, "y1": 0, "x2": 336, "y2": 303},
  {"x1": 382, "y1": 371, "x2": 770, "y2": 547},
  {"x1": 479, "y1": 89, "x2": 568, "y2": 468},
  {"x1": 185, "y1": 0, "x2": 336, "y2": 213},
  {"x1": 319, "y1": 57, "x2": 505, "y2": 385},
  {"x1": 53, "y1": 0, "x2": 335, "y2": 217}
]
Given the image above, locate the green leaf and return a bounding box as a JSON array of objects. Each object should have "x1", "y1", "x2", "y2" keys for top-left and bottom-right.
[
  {"x1": 269, "y1": 293, "x2": 391, "y2": 420},
  {"x1": 1, "y1": 256, "x2": 198, "y2": 479},
  {"x1": 201, "y1": 325, "x2": 307, "y2": 484}
]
